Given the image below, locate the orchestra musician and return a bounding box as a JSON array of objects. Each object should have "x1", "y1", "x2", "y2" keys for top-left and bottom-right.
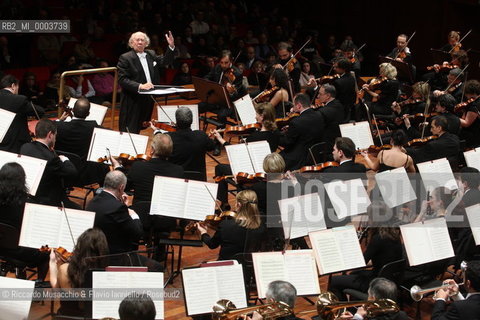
[
  {"x1": 341, "y1": 41, "x2": 361, "y2": 77},
  {"x1": 249, "y1": 281, "x2": 303, "y2": 320},
  {"x1": 433, "y1": 68, "x2": 465, "y2": 103},
  {"x1": 431, "y1": 261, "x2": 480, "y2": 320},
  {"x1": 392, "y1": 81, "x2": 430, "y2": 117},
  {"x1": 458, "y1": 80, "x2": 480, "y2": 148},
  {"x1": 424, "y1": 50, "x2": 468, "y2": 91},
  {"x1": 267, "y1": 68, "x2": 291, "y2": 117},
  {"x1": 361, "y1": 130, "x2": 416, "y2": 173},
  {"x1": 363, "y1": 63, "x2": 400, "y2": 117},
  {"x1": 196, "y1": 190, "x2": 266, "y2": 261},
  {"x1": 278, "y1": 93, "x2": 325, "y2": 171},
  {"x1": 117, "y1": 31, "x2": 175, "y2": 134},
  {"x1": 332, "y1": 58, "x2": 356, "y2": 122},
  {"x1": 273, "y1": 42, "x2": 301, "y2": 94},
  {"x1": 414, "y1": 186, "x2": 454, "y2": 222},
  {"x1": 459, "y1": 167, "x2": 480, "y2": 208},
  {"x1": 387, "y1": 34, "x2": 412, "y2": 64},
  {"x1": 323, "y1": 137, "x2": 367, "y2": 177},
  {"x1": 440, "y1": 30, "x2": 461, "y2": 52}
]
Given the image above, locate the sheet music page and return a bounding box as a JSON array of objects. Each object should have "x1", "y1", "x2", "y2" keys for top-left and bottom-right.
[
  {"x1": 57, "y1": 209, "x2": 96, "y2": 252},
  {"x1": 215, "y1": 264, "x2": 248, "y2": 309},
  {"x1": 0, "y1": 276, "x2": 35, "y2": 320},
  {"x1": 375, "y1": 167, "x2": 417, "y2": 208},
  {"x1": 225, "y1": 144, "x2": 254, "y2": 175},
  {"x1": 0, "y1": 151, "x2": 47, "y2": 196},
  {"x1": 87, "y1": 128, "x2": 120, "y2": 161},
  {"x1": 309, "y1": 226, "x2": 365, "y2": 274},
  {"x1": 400, "y1": 221, "x2": 433, "y2": 266},
  {"x1": 466, "y1": 204, "x2": 480, "y2": 245},
  {"x1": 284, "y1": 250, "x2": 320, "y2": 296},
  {"x1": 247, "y1": 141, "x2": 272, "y2": 173},
  {"x1": 19, "y1": 203, "x2": 62, "y2": 249},
  {"x1": 464, "y1": 148, "x2": 480, "y2": 171},
  {"x1": 252, "y1": 252, "x2": 286, "y2": 298},
  {"x1": 339, "y1": 121, "x2": 373, "y2": 150},
  {"x1": 184, "y1": 180, "x2": 218, "y2": 221},
  {"x1": 324, "y1": 179, "x2": 370, "y2": 219},
  {"x1": 156, "y1": 105, "x2": 199, "y2": 131},
  {"x1": 92, "y1": 271, "x2": 164, "y2": 320},
  {"x1": 425, "y1": 218, "x2": 455, "y2": 262},
  {"x1": 182, "y1": 267, "x2": 220, "y2": 315},
  {"x1": 417, "y1": 158, "x2": 458, "y2": 193},
  {"x1": 67, "y1": 98, "x2": 108, "y2": 125},
  {"x1": 233, "y1": 94, "x2": 257, "y2": 125},
  {"x1": 119, "y1": 131, "x2": 148, "y2": 156},
  {"x1": 0, "y1": 108, "x2": 15, "y2": 143},
  {"x1": 150, "y1": 176, "x2": 187, "y2": 217}
]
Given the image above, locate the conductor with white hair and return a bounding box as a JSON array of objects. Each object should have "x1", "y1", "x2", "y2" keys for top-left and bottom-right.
[{"x1": 117, "y1": 31, "x2": 175, "y2": 133}]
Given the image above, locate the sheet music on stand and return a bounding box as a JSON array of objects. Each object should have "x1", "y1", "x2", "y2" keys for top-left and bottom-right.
[
  {"x1": 324, "y1": 178, "x2": 371, "y2": 219},
  {"x1": 0, "y1": 150, "x2": 46, "y2": 196},
  {"x1": 225, "y1": 140, "x2": 271, "y2": 176},
  {"x1": 309, "y1": 225, "x2": 366, "y2": 275},
  {"x1": 156, "y1": 104, "x2": 199, "y2": 131},
  {"x1": 67, "y1": 97, "x2": 108, "y2": 125},
  {"x1": 339, "y1": 121, "x2": 373, "y2": 150},
  {"x1": 252, "y1": 250, "x2": 320, "y2": 298},
  {"x1": 19, "y1": 203, "x2": 95, "y2": 252},
  {"x1": 150, "y1": 176, "x2": 218, "y2": 221},
  {"x1": 466, "y1": 204, "x2": 480, "y2": 245},
  {"x1": 375, "y1": 167, "x2": 417, "y2": 208},
  {"x1": 233, "y1": 94, "x2": 257, "y2": 125},
  {"x1": 0, "y1": 276, "x2": 35, "y2": 319},
  {"x1": 0, "y1": 108, "x2": 15, "y2": 143},
  {"x1": 87, "y1": 128, "x2": 148, "y2": 162},
  {"x1": 278, "y1": 193, "x2": 327, "y2": 239},
  {"x1": 92, "y1": 271, "x2": 164, "y2": 320},
  {"x1": 464, "y1": 148, "x2": 480, "y2": 171},
  {"x1": 400, "y1": 217, "x2": 454, "y2": 266},
  {"x1": 416, "y1": 158, "x2": 458, "y2": 193},
  {"x1": 182, "y1": 263, "x2": 247, "y2": 316}
]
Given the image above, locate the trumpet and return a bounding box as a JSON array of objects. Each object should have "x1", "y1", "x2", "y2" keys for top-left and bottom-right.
[
  {"x1": 212, "y1": 299, "x2": 293, "y2": 320},
  {"x1": 309, "y1": 292, "x2": 399, "y2": 320},
  {"x1": 410, "y1": 261, "x2": 467, "y2": 302}
]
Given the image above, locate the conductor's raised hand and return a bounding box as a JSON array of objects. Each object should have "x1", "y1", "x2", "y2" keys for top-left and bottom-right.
[{"x1": 165, "y1": 31, "x2": 175, "y2": 49}]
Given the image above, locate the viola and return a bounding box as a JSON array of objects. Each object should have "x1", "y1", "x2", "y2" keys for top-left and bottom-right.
[
  {"x1": 406, "y1": 135, "x2": 438, "y2": 147},
  {"x1": 253, "y1": 86, "x2": 279, "y2": 103},
  {"x1": 224, "y1": 123, "x2": 261, "y2": 135},
  {"x1": 40, "y1": 245, "x2": 73, "y2": 263},
  {"x1": 454, "y1": 96, "x2": 480, "y2": 113},
  {"x1": 143, "y1": 120, "x2": 176, "y2": 132},
  {"x1": 295, "y1": 161, "x2": 339, "y2": 173},
  {"x1": 185, "y1": 210, "x2": 237, "y2": 232}
]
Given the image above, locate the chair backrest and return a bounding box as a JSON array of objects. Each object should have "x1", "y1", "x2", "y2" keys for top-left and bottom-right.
[
  {"x1": 55, "y1": 150, "x2": 82, "y2": 186},
  {"x1": 0, "y1": 223, "x2": 20, "y2": 250},
  {"x1": 308, "y1": 142, "x2": 327, "y2": 164}
]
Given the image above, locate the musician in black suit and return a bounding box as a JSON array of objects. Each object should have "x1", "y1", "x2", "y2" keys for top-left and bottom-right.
[
  {"x1": 460, "y1": 167, "x2": 480, "y2": 208},
  {"x1": 0, "y1": 75, "x2": 44, "y2": 153},
  {"x1": 55, "y1": 98, "x2": 109, "y2": 185},
  {"x1": 87, "y1": 170, "x2": 162, "y2": 271},
  {"x1": 20, "y1": 119, "x2": 78, "y2": 207},
  {"x1": 279, "y1": 93, "x2": 325, "y2": 171},
  {"x1": 127, "y1": 133, "x2": 184, "y2": 203},
  {"x1": 332, "y1": 58, "x2": 356, "y2": 122},
  {"x1": 323, "y1": 137, "x2": 367, "y2": 178},
  {"x1": 407, "y1": 116, "x2": 460, "y2": 164},
  {"x1": 166, "y1": 107, "x2": 215, "y2": 181},
  {"x1": 117, "y1": 31, "x2": 175, "y2": 133},
  {"x1": 316, "y1": 84, "x2": 345, "y2": 155},
  {"x1": 387, "y1": 34, "x2": 413, "y2": 64},
  {"x1": 431, "y1": 260, "x2": 480, "y2": 320}
]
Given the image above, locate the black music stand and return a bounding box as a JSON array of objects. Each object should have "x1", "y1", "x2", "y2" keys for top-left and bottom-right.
[
  {"x1": 430, "y1": 48, "x2": 451, "y2": 65},
  {"x1": 379, "y1": 56, "x2": 414, "y2": 84}
]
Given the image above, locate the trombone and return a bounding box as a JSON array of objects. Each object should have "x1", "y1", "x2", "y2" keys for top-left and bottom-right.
[
  {"x1": 212, "y1": 299, "x2": 293, "y2": 320},
  {"x1": 297, "y1": 291, "x2": 399, "y2": 320},
  {"x1": 410, "y1": 261, "x2": 467, "y2": 302}
]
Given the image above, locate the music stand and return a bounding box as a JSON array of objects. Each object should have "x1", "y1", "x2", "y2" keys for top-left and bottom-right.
[
  {"x1": 430, "y1": 48, "x2": 451, "y2": 65},
  {"x1": 379, "y1": 56, "x2": 414, "y2": 84},
  {"x1": 192, "y1": 76, "x2": 233, "y2": 109}
]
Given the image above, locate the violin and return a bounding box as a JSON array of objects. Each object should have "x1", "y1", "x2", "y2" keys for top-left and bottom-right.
[
  {"x1": 447, "y1": 82, "x2": 463, "y2": 94},
  {"x1": 285, "y1": 57, "x2": 297, "y2": 73},
  {"x1": 253, "y1": 86, "x2": 279, "y2": 103},
  {"x1": 224, "y1": 123, "x2": 261, "y2": 135},
  {"x1": 426, "y1": 62, "x2": 458, "y2": 72},
  {"x1": 356, "y1": 145, "x2": 392, "y2": 156},
  {"x1": 98, "y1": 153, "x2": 151, "y2": 166},
  {"x1": 398, "y1": 98, "x2": 423, "y2": 107},
  {"x1": 143, "y1": 120, "x2": 177, "y2": 132},
  {"x1": 406, "y1": 135, "x2": 438, "y2": 147},
  {"x1": 397, "y1": 50, "x2": 407, "y2": 61},
  {"x1": 40, "y1": 245, "x2": 73, "y2": 263},
  {"x1": 276, "y1": 112, "x2": 299, "y2": 129},
  {"x1": 357, "y1": 76, "x2": 387, "y2": 102},
  {"x1": 454, "y1": 96, "x2": 480, "y2": 113},
  {"x1": 294, "y1": 161, "x2": 339, "y2": 173},
  {"x1": 214, "y1": 172, "x2": 266, "y2": 184},
  {"x1": 185, "y1": 210, "x2": 237, "y2": 232},
  {"x1": 222, "y1": 67, "x2": 237, "y2": 94},
  {"x1": 312, "y1": 74, "x2": 340, "y2": 85}
]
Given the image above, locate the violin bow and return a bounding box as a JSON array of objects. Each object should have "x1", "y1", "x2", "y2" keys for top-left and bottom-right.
[
  {"x1": 444, "y1": 64, "x2": 469, "y2": 93},
  {"x1": 372, "y1": 114, "x2": 384, "y2": 145},
  {"x1": 282, "y1": 38, "x2": 311, "y2": 71},
  {"x1": 243, "y1": 139, "x2": 257, "y2": 175},
  {"x1": 448, "y1": 29, "x2": 472, "y2": 54},
  {"x1": 125, "y1": 127, "x2": 139, "y2": 155},
  {"x1": 203, "y1": 184, "x2": 224, "y2": 214},
  {"x1": 420, "y1": 84, "x2": 432, "y2": 139},
  {"x1": 460, "y1": 70, "x2": 469, "y2": 107},
  {"x1": 393, "y1": 31, "x2": 416, "y2": 60},
  {"x1": 30, "y1": 101, "x2": 41, "y2": 120},
  {"x1": 60, "y1": 201, "x2": 76, "y2": 249},
  {"x1": 149, "y1": 95, "x2": 175, "y2": 124}
]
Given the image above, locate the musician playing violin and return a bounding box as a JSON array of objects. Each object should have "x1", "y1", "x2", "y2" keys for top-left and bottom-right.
[
  {"x1": 387, "y1": 34, "x2": 412, "y2": 64},
  {"x1": 440, "y1": 31, "x2": 461, "y2": 53},
  {"x1": 196, "y1": 190, "x2": 265, "y2": 261},
  {"x1": 392, "y1": 81, "x2": 429, "y2": 117},
  {"x1": 341, "y1": 41, "x2": 361, "y2": 77},
  {"x1": 458, "y1": 80, "x2": 480, "y2": 148},
  {"x1": 364, "y1": 63, "x2": 400, "y2": 116},
  {"x1": 361, "y1": 130, "x2": 416, "y2": 173},
  {"x1": 267, "y1": 69, "x2": 291, "y2": 117},
  {"x1": 433, "y1": 68, "x2": 465, "y2": 103},
  {"x1": 424, "y1": 51, "x2": 468, "y2": 91},
  {"x1": 273, "y1": 42, "x2": 301, "y2": 93}
]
